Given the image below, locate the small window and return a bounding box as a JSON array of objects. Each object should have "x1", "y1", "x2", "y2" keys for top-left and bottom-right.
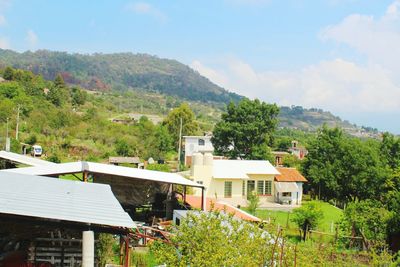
[
  {"x1": 198, "y1": 139, "x2": 205, "y2": 146},
  {"x1": 196, "y1": 181, "x2": 203, "y2": 185},
  {"x1": 265, "y1": 181, "x2": 272, "y2": 195},
  {"x1": 242, "y1": 180, "x2": 246, "y2": 196},
  {"x1": 257, "y1": 180, "x2": 264, "y2": 195},
  {"x1": 282, "y1": 192, "x2": 291, "y2": 197},
  {"x1": 224, "y1": 181, "x2": 232, "y2": 198}
]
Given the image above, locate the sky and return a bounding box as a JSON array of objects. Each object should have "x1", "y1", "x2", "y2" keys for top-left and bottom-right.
[{"x1": 0, "y1": 0, "x2": 399, "y2": 133}]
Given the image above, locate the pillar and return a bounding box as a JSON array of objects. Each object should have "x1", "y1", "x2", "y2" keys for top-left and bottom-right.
[
  {"x1": 82, "y1": 231, "x2": 94, "y2": 267},
  {"x1": 201, "y1": 187, "x2": 206, "y2": 211}
]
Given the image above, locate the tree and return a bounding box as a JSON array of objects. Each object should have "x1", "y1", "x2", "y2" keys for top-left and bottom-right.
[
  {"x1": 153, "y1": 125, "x2": 174, "y2": 159},
  {"x1": 71, "y1": 87, "x2": 87, "y2": 106},
  {"x1": 54, "y1": 73, "x2": 66, "y2": 88},
  {"x1": 247, "y1": 190, "x2": 260, "y2": 215},
  {"x1": 302, "y1": 126, "x2": 389, "y2": 203},
  {"x1": 150, "y1": 210, "x2": 276, "y2": 266},
  {"x1": 3, "y1": 66, "x2": 15, "y2": 80},
  {"x1": 291, "y1": 201, "x2": 324, "y2": 241},
  {"x1": 163, "y1": 103, "x2": 199, "y2": 149},
  {"x1": 380, "y1": 132, "x2": 400, "y2": 170},
  {"x1": 115, "y1": 139, "x2": 131, "y2": 156},
  {"x1": 340, "y1": 200, "x2": 392, "y2": 249},
  {"x1": 212, "y1": 98, "x2": 279, "y2": 160}
]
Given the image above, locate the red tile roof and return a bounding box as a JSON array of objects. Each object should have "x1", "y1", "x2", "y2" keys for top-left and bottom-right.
[
  {"x1": 275, "y1": 167, "x2": 308, "y2": 182},
  {"x1": 184, "y1": 195, "x2": 261, "y2": 222}
]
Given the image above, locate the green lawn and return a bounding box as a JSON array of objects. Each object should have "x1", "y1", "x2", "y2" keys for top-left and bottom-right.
[{"x1": 244, "y1": 201, "x2": 343, "y2": 233}]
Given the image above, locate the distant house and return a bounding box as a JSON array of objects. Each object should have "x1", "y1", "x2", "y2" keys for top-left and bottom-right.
[
  {"x1": 271, "y1": 151, "x2": 290, "y2": 166},
  {"x1": 190, "y1": 153, "x2": 307, "y2": 207},
  {"x1": 183, "y1": 136, "x2": 214, "y2": 166},
  {"x1": 288, "y1": 140, "x2": 308, "y2": 160},
  {"x1": 275, "y1": 167, "x2": 307, "y2": 205}
]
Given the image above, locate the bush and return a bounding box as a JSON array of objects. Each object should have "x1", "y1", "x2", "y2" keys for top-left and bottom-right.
[{"x1": 247, "y1": 190, "x2": 260, "y2": 215}]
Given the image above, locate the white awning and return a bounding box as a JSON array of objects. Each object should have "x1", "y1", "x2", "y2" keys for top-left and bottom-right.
[
  {"x1": 0, "y1": 150, "x2": 57, "y2": 167},
  {"x1": 1, "y1": 161, "x2": 204, "y2": 188},
  {"x1": 275, "y1": 182, "x2": 299, "y2": 192}
]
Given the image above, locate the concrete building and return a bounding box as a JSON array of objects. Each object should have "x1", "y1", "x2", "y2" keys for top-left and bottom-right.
[{"x1": 183, "y1": 136, "x2": 214, "y2": 166}]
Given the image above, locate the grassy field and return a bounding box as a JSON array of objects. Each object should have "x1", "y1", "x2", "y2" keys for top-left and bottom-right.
[{"x1": 244, "y1": 201, "x2": 343, "y2": 233}]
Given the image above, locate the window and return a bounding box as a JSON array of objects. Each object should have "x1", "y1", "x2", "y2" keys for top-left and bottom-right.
[
  {"x1": 242, "y1": 180, "x2": 246, "y2": 196},
  {"x1": 198, "y1": 139, "x2": 205, "y2": 146},
  {"x1": 265, "y1": 181, "x2": 272, "y2": 195},
  {"x1": 224, "y1": 181, "x2": 232, "y2": 198},
  {"x1": 196, "y1": 181, "x2": 203, "y2": 185},
  {"x1": 257, "y1": 180, "x2": 264, "y2": 195},
  {"x1": 247, "y1": 180, "x2": 255, "y2": 197},
  {"x1": 257, "y1": 180, "x2": 272, "y2": 195},
  {"x1": 282, "y1": 192, "x2": 291, "y2": 197}
]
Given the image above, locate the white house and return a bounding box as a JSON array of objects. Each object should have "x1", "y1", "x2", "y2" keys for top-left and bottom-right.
[
  {"x1": 183, "y1": 136, "x2": 214, "y2": 166},
  {"x1": 190, "y1": 153, "x2": 307, "y2": 207}
]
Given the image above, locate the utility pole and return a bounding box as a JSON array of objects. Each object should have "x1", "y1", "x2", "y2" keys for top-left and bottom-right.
[
  {"x1": 177, "y1": 117, "x2": 183, "y2": 172},
  {"x1": 15, "y1": 105, "x2": 20, "y2": 141},
  {"x1": 5, "y1": 117, "x2": 9, "y2": 151}
]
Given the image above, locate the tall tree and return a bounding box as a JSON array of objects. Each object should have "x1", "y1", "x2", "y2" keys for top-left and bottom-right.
[
  {"x1": 163, "y1": 103, "x2": 199, "y2": 149},
  {"x1": 211, "y1": 98, "x2": 279, "y2": 160}
]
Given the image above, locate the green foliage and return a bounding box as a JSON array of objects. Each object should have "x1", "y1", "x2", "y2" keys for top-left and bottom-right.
[
  {"x1": 212, "y1": 98, "x2": 279, "y2": 160},
  {"x1": 25, "y1": 134, "x2": 37, "y2": 145},
  {"x1": 47, "y1": 154, "x2": 61, "y2": 163},
  {"x1": 146, "y1": 163, "x2": 170, "y2": 172},
  {"x1": 302, "y1": 126, "x2": 389, "y2": 203},
  {"x1": 150, "y1": 211, "x2": 276, "y2": 266},
  {"x1": 282, "y1": 154, "x2": 302, "y2": 168},
  {"x1": 0, "y1": 50, "x2": 241, "y2": 104},
  {"x1": 292, "y1": 201, "x2": 324, "y2": 240},
  {"x1": 340, "y1": 200, "x2": 391, "y2": 249},
  {"x1": 97, "y1": 233, "x2": 116, "y2": 266},
  {"x1": 115, "y1": 139, "x2": 132, "y2": 156},
  {"x1": 247, "y1": 190, "x2": 260, "y2": 215},
  {"x1": 163, "y1": 103, "x2": 200, "y2": 148},
  {"x1": 2, "y1": 66, "x2": 15, "y2": 80}
]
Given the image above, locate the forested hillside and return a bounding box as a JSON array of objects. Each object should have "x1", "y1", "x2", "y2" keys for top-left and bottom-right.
[{"x1": 0, "y1": 49, "x2": 241, "y2": 103}]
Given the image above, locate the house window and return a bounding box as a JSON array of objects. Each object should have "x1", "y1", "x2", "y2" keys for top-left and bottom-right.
[
  {"x1": 257, "y1": 180, "x2": 272, "y2": 195},
  {"x1": 282, "y1": 192, "x2": 291, "y2": 197},
  {"x1": 265, "y1": 181, "x2": 272, "y2": 195},
  {"x1": 196, "y1": 181, "x2": 203, "y2": 185},
  {"x1": 257, "y1": 180, "x2": 264, "y2": 195},
  {"x1": 224, "y1": 181, "x2": 232, "y2": 198},
  {"x1": 247, "y1": 180, "x2": 255, "y2": 196},
  {"x1": 198, "y1": 139, "x2": 205, "y2": 146},
  {"x1": 242, "y1": 180, "x2": 246, "y2": 196}
]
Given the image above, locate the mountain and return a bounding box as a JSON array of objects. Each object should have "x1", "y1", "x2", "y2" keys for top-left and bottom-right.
[
  {"x1": 0, "y1": 49, "x2": 381, "y2": 137},
  {"x1": 0, "y1": 49, "x2": 241, "y2": 103}
]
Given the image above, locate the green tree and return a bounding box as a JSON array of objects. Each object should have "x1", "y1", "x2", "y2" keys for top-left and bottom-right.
[
  {"x1": 340, "y1": 200, "x2": 392, "y2": 249},
  {"x1": 54, "y1": 73, "x2": 66, "y2": 88},
  {"x1": 71, "y1": 87, "x2": 87, "y2": 106},
  {"x1": 2, "y1": 66, "x2": 15, "y2": 80},
  {"x1": 163, "y1": 103, "x2": 199, "y2": 149},
  {"x1": 247, "y1": 190, "x2": 260, "y2": 215},
  {"x1": 212, "y1": 98, "x2": 279, "y2": 160},
  {"x1": 115, "y1": 139, "x2": 131, "y2": 156},
  {"x1": 292, "y1": 201, "x2": 324, "y2": 241},
  {"x1": 150, "y1": 210, "x2": 276, "y2": 266},
  {"x1": 154, "y1": 125, "x2": 174, "y2": 159}
]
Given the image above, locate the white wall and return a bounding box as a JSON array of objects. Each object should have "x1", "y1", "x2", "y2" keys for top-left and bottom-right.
[{"x1": 184, "y1": 137, "x2": 214, "y2": 157}]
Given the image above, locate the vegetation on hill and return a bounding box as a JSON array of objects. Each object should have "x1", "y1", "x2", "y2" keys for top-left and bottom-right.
[{"x1": 0, "y1": 49, "x2": 242, "y2": 103}]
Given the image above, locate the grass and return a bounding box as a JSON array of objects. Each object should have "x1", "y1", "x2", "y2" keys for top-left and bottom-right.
[{"x1": 243, "y1": 201, "x2": 343, "y2": 233}]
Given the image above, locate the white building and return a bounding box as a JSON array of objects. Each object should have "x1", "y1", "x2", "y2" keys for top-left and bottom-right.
[{"x1": 183, "y1": 136, "x2": 214, "y2": 166}]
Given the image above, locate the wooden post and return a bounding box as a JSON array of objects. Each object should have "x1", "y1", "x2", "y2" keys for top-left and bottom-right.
[
  {"x1": 83, "y1": 171, "x2": 88, "y2": 182},
  {"x1": 183, "y1": 186, "x2": 187, "y2": 204},
  {"x1": 201, "y1": 187, "x2": 206, "y2": 211},
  {"x1": 124, "y1": 236, "x2": 130, "y2": 267}
]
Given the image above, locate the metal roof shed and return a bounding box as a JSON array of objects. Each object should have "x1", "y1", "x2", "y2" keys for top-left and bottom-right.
[{"x1": 0, "y1": 171, "x2": 135, "y2": 229}]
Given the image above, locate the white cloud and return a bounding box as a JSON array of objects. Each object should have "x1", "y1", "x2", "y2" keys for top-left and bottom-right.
[
  {"x1": 0, "y1": 36, "x2": 10, "y2": 49},
  {"x1": 125, "y1": 2, "x2": 166, "y2": 22},
  {"x1": 25, "y1": 29, "x2": 38, "y2": 49},
  {"x1": 320, "y1": 0, "x2": 400, "y2": 76},
  {"x1": 191, "y1": 57, "x2": 400, "y2": 114}
]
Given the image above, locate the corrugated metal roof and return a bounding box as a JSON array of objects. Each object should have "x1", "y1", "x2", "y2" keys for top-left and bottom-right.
[
  {"x1": 2, "y1": 161, "x2": 204, "y2": 188},
  {"x1": 0, "y1": 150, "x2": 57, "y2": 167},
  {"x1": 212, "y1": 160, "x2": 280, "y2": 179},
  {"x1": 0, "y1": 171, "x2": 135, "y2": 229}
]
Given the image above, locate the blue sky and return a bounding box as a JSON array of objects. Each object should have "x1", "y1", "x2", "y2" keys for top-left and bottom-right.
[{"x1": 1, "y1": 0, "x2": 400, "y2": 133}]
